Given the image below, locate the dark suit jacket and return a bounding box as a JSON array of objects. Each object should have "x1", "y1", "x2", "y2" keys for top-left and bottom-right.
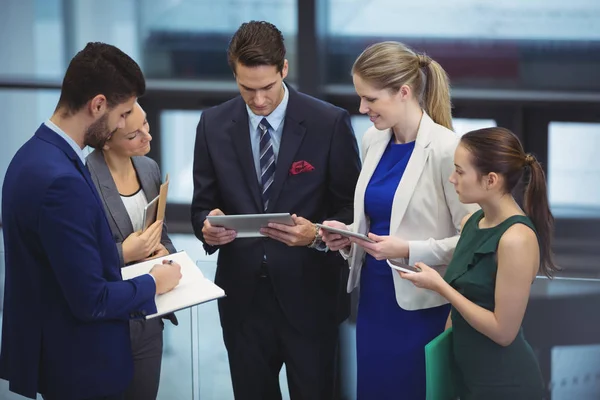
[
  {"x1": 86, "y1": 149, "x2": 178, "y2": 325},
  {"x1": 0, "y1": 124, "x2": 157, "y2": 400},
  {"x1": 191, "y1": 86, "x2": 361, "y2": 336}
]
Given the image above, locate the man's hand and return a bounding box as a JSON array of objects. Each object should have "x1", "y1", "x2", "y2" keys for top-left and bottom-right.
[
  {"x1": 350, "y1": 233, "x2": 409, "y2": 260},
  {"x1": 202, "y1": 208, "x2": 236, "y2": 246},
  {"x1": 122, "y1": 220, "x2": 163, "y2": 264},
  {"x1": 149, "y1": 260, "x2": 182, "y2": 295},
  {"x1": 320, "y1": 220, "x2": 351, "y2": 252},
  {"x1": 143, "y1": 243, "x2": 170, "y2": 261},
  {"x1": 260, "y1": 214, "x2": 315, "y2": 247}
]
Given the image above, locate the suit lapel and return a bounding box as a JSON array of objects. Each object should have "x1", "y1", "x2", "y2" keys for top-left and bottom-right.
[
  {"x1": 228, "y1": 102, "x2": 263, "y2": 211},
  {"x1": 88, "y1": 150, "x2": 134, "y2": 237},
  {"x1": 76, "y1": 158, "x2": 105, "y2": 209},
  {"x1": 389, "y1": 112, "x2": 434, "y2": 230}
]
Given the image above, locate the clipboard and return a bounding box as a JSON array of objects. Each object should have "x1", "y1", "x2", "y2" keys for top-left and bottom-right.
[
  {"x1": 121, "y1": 250, "x2": 225, "y2": 319},
  {"x1": 142, "y1": 174, "x2": 169, "y2": 232}
]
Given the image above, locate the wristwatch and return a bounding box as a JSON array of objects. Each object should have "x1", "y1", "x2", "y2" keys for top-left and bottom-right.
[{"x1": 307, "y1": 223, "x2": 327, "y2": 251}]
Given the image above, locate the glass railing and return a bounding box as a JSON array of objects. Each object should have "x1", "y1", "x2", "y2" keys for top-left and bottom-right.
[{"x1": 2, "y1": 239, "x2": 600, "y2": 399}]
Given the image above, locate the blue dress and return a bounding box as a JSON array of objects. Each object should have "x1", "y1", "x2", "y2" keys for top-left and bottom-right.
[{"x1": 356, "y1": 138, "x2": 451, "y2": 400}]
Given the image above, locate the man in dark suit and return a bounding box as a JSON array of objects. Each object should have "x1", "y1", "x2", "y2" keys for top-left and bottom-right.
[
  {"x1": 191, "y1": 21, "x2": 361, "y2": 400},
  {"x1": 0, "y1": 42, "x2": 181, "y2": 400}
]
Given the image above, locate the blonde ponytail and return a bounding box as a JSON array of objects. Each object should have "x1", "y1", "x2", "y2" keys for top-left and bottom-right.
[
  {"x1": 352, "y1": 42, "x2": 454, "y2": 131},
  {"x1": 423, "y1": 59, "x2": 453, "y2": 131}
]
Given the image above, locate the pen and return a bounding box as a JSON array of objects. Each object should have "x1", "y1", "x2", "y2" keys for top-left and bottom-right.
[{"x1": 167, "y1": 259, "x2": 173, "y2": 265}]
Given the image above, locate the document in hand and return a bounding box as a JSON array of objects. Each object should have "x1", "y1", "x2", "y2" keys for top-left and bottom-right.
[
  {"x1": 121, "y1": 251, "x2": 225, "y2": 319},
  {"x1": 425, "y1": 327, "x2": 458, "y2": 400},
  {"x1": 142, "y1": 174, "x2": 169, "y2": 232}
]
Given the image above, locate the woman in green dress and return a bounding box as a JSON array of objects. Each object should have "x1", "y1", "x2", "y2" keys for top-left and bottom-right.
[{"x1": 401, "y1": 127, "x2": 557, "y2": 399}]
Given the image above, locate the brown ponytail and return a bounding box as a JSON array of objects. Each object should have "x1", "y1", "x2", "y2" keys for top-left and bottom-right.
[
  {"x1": 460, "y1": 128, "x2": 558, "y2": 277},
  {"x1": 352, "y1": 42, "x2": 453, "y2": 130},
  {"x1": 523, "y1": 156, "x2": 557, "y2": 277}
]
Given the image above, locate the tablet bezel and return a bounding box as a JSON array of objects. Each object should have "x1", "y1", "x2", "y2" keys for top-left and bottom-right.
[{"x1": 316, "y1": 223, "x2": 376, "y2": 243}]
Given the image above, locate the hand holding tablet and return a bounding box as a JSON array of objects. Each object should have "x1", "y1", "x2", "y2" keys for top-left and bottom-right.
[
  {"x1": 387, "y1": 259, "x2": 421, "y2": 274},
  {"x1": 206, "y1": 213, "x2": 295, "y2": 238},
  {"x1": 316, "y1": 223, "x2": 376, "y2": 243}
]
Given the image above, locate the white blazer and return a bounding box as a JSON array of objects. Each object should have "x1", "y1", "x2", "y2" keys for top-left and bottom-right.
[{"x1": 345, "y1": 112, "x2": 479, "y2": 310}]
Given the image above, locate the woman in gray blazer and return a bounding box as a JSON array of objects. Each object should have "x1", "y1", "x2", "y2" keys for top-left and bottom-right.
[{"x1": 87, "y1": 102, "x2": 177, "y2": 400}]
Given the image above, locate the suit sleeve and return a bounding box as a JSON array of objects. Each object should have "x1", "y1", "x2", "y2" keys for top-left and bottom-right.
[
  {"x1": 39, "y1": 175, "x2": 157, "y2": 322},
  {"x1": 407, "y1": 144, "x2": 479, "y2": 267},
  {"x1": 325, "y1": 110, "x2": 361, "y2": 225},
  {"x1": 116, "y1": 242, "x2": 126, "y2": 268},
  {"x1": 191, "y1": 113, "x2": 220, "y2": 254}
]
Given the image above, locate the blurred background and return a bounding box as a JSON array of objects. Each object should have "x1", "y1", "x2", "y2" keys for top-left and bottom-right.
[{"x1": 1, "y1": 0, "x2": 599, "y2": 399}]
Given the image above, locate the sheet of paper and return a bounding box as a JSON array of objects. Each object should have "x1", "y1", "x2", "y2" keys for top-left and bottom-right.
[{"x1": 121, "y1": 250, "x2": 225, "y2": 319}]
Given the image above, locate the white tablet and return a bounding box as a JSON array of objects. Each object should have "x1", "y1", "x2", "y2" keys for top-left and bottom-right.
[
  {"x1": 387, "y1": 259, "x2": 421, "y2": 274},
  {"x1": 316, "y1": 223, "x2": 375, "y2": 243},
  {"x1": 142, "y1": 195, "x2": 160, "y2": 232},
  {"x1": 207, "y1": 213, "x2": 295, "y2": 238}
]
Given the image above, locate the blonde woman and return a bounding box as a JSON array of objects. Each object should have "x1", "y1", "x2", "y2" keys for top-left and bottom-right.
[
  {"x1": 321, "y1": 42, "x2": 477, "y2": 399},
  {"x1": 87, "y1": 103, "x2": 177, "y2": 400}
]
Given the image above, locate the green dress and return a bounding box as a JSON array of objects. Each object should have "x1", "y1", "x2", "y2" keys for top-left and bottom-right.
[{"x1": 443, "y1": 209, "x2": 544, "y2": 400}]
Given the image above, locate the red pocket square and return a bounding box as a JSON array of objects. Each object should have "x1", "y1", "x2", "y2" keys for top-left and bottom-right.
[{"x1": 289, "y1": 160, "x2": 315, "y2": 175}]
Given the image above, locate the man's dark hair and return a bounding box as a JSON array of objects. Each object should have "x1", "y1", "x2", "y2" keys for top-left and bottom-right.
[
  {"x1": 57, "y1": 42, "x2": 146, "y2": 114},
  {"x1": 227, "y1": 21, "x2": 286, "y2": 74}
]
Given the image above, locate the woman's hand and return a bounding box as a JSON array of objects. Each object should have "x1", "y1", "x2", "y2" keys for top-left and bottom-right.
[
  {"x1": 319, "y1": 220, "x2": 351, "y2": 252},
  {"x1": 350, "y1": 233, "x2": 409, "y2": 260},
  {"x1": 399, "y1": 262, "x2": 446, "y2": 293},
  {"x1": 143, "y1": 243, "x2": 170, "y2": 261},
  {"x1": 122, "y1": 219, "x2": 162, "y2": 263}
]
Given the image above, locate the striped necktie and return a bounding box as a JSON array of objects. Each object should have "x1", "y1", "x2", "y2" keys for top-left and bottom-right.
[{"x1": 259, "y1": 118, "x2": 276, "y2": 211}]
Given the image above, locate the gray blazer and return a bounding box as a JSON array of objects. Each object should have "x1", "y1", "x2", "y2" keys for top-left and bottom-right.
[
  {"x1": 86, "y1": 149, "x2": 176, "y2": 267},
  {"x1": 87, "y1": 150, "x2": 178, "y2": 325}
]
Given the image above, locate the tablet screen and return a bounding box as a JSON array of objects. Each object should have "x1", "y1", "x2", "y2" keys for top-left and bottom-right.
[{"x1": 142, "y1": 195, "x2": 160, "y2": 232}]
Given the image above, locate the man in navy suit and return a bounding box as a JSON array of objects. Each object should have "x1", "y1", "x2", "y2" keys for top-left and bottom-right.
[
  {"x1": 191, "y1": 21, "x2": 361, "y2": 400},
  {"x1": 0, "y1": 42, "x2": 182, "y2": 400}
]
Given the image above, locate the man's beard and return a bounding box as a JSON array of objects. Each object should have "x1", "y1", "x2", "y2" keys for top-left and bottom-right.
[{"x1": 84, "y1": 113, "x2": 116, "y2": 148}]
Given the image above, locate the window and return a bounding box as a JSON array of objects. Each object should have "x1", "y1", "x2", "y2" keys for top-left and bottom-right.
[
  {"x1": 548, "y1": 122, "x2": 600, "y2": 217},
  {"x1": 350, "y1": 116, "x2": 497, "y2": 157},
  {"x1": 160, "y1": 110, "x2": 203, "y2": 204},
  {"x1": 139, "y1": 0, "x2": 298, "y2": 80},
  {"x1": 0, "y1": 0, "x2": 64, "y2": 81},
  {"x1": 69, "y1": 0, "x2": 142, "y2": 63},
  {"x1": 326, "y1": 0, "x2": 600, "y2": 90},
  {"x1": 0, "y1": 89, "x2": 61, "y2": 218},
  {"x1": 453, "y1": 118, "x2": 497, "y2": 136}
]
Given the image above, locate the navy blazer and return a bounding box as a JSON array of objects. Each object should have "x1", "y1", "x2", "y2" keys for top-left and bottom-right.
[
  {"x1": 0, "y1": 124, "x2": 157, "y2": 400},
  {"x1": 191, "y1": 86, "x2": 361, "y2": 336}
]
